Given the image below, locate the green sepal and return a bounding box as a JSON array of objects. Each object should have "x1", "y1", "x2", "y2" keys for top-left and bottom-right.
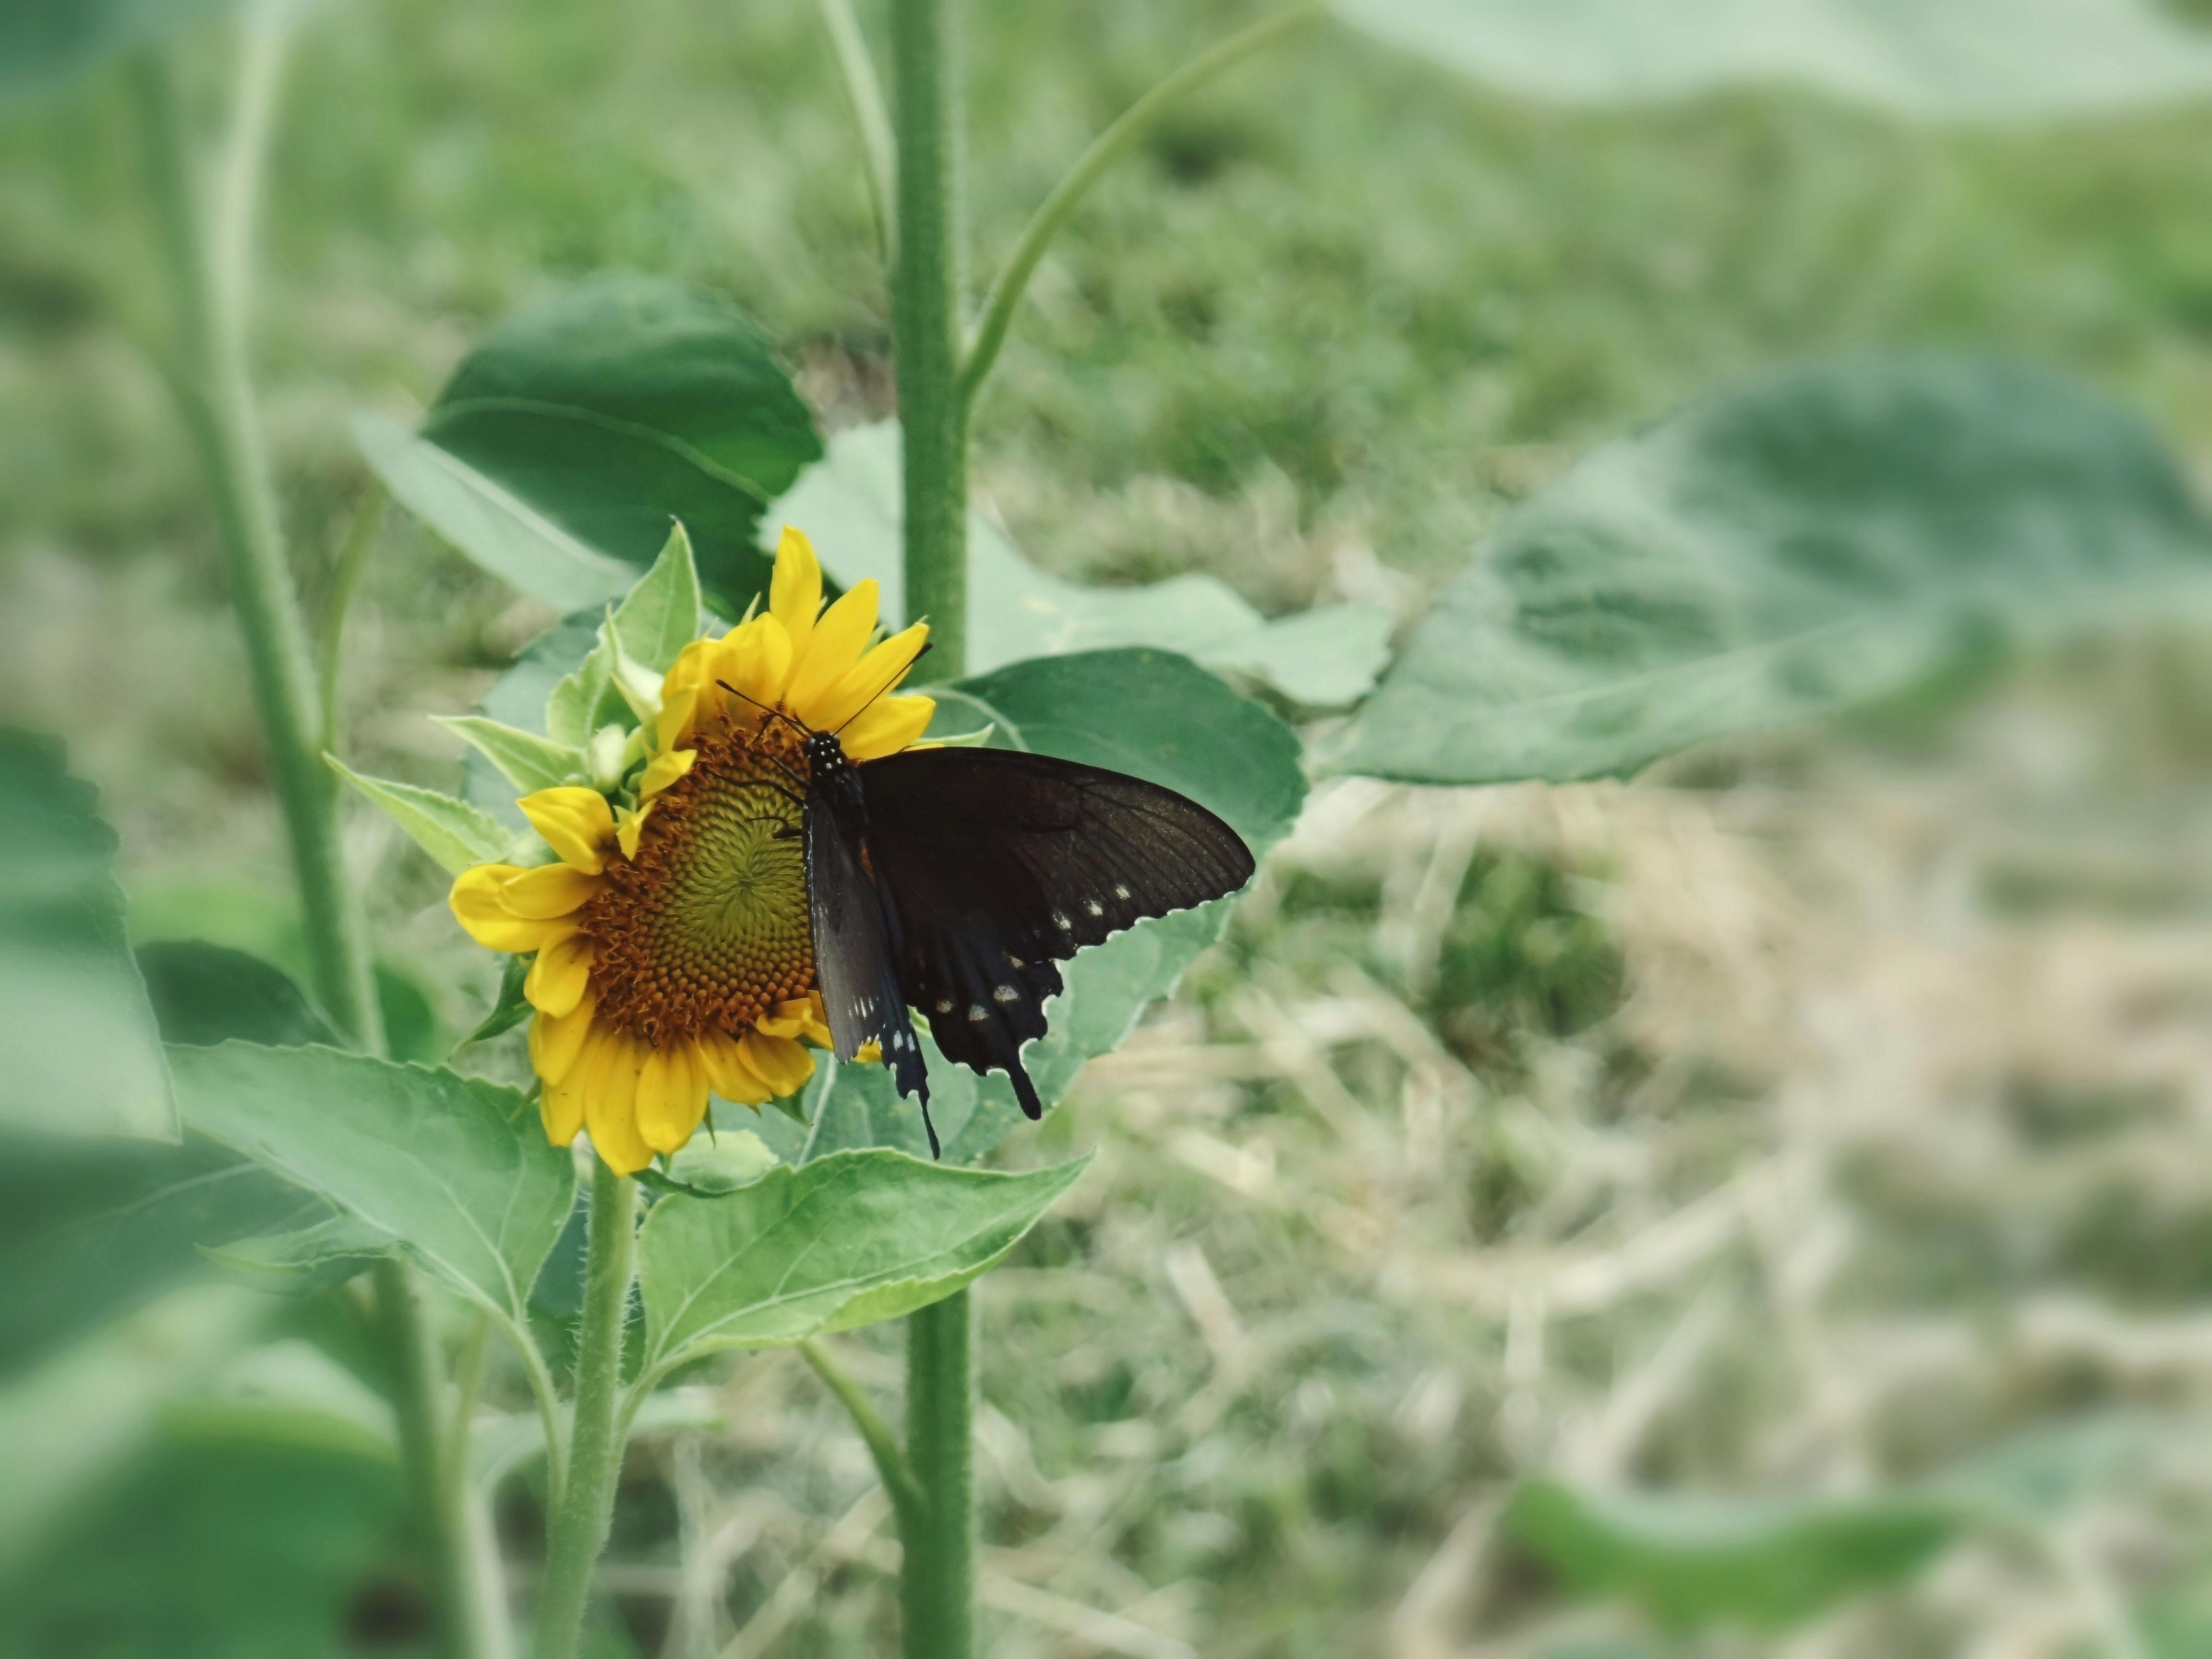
[
  {"x1": 432, "y1": 717, "x2": 585, "y2": 795},
  {"x1": 326, "y1": 757, "x2": 508, "y2": 875},
  {"x1": 454, "y1": 954, "x2": 532, "y2": 1053}
]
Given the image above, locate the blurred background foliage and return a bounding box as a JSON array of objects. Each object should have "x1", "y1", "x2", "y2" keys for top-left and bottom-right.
[{"x1": 11, "y1": 0, "x2": 2212, "y2": 1654}]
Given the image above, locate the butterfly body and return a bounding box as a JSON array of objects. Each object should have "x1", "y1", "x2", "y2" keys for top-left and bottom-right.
[{"x1": 797, "y1": 725, "x2": 1254, "y2": 1158}]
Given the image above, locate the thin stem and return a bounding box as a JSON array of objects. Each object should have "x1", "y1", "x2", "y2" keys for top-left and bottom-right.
[
  {"x1": 319, "y1": 481, "x2": 387, "y2": 758},
  {"x1": 902, "y1": 1291, "x2": 975, "y2": 1659},
  {"x1": 800, "y1": 1339, "x2": 926, "y2": 1530},
  {"x1": 956, "y1": 1, "x2": 1323, "y2": 409},
  {"x1": 532, "y1": 1162, "x2": 639, "y2": 1659},
  {"x1": 125, "y1": 48, "x2": 384, "y2": 1052},
  {"x1": 890, "y1": 0, "x2": 968, "y2": 683},
  {"x1": 212, "y1": 0, "x2": 291, "y2": 345},
  {"x1": 816, "y1": 0, "x2": 897, "y2": 267},
  {"x1": 376, "y1": 1260, "x2": 494, "y2": 1659}
]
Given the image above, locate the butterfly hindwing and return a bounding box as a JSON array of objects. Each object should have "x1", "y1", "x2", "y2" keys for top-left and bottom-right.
[{"x1": 856, "y1": 747, "x2": 1255, "y2": 1118}]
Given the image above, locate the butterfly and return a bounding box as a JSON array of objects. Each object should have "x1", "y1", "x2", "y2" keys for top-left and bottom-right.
[{"x1": 728, "y1": 682, "x2": 1256, "y2": 1157}]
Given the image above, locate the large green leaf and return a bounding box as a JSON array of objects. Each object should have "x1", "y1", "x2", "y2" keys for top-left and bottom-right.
[
  {"x1": 1505, "y1": 1479, "x2": 1957, "y2": 1633},
  {"x1": 1326, "y1": 356, "x2": 2212, "y2": 785},
  {"x1": 169, "y1": 1044, "x2": 576, "y2": 1326},
  {"x1": 769, "y1": 421, "x2": 1394, "y2": 707},
  {"x1": 418, "y1": 275, "x2": 821, "y2": 616},
  {"x1": 1330, "y1": 0, "x2": 2212, "y2": 121},
  {"x1": 0, "y1": 729, "x2": 173, "y2": 1141},
  {"x1": 353, "y1": 410, "x2": 636, "y2": 613},
  {"x1": 0, "y1": 0, "x2": 232, "y2": 105},
  {"x1": 637, "y1": 1150, "x2": 1086, "y2": 1373},
  {"x1": 749, "y1": 648, "x2": 1304, "y2": 1166}
]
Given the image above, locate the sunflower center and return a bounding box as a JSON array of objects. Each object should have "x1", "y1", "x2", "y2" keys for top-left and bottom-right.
[{"x1": 581, "y1": 728, "x2": 813, "y2": 1046}]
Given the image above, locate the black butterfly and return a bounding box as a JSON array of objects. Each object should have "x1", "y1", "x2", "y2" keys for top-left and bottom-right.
[{"x1": 730, "y1": 683, "x2": 1255, "y2": 1157}]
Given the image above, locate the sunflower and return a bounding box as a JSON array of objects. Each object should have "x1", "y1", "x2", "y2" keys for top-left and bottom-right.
[{"x1": 448, "y1": 529, "x2": 934, "y2": 1174}]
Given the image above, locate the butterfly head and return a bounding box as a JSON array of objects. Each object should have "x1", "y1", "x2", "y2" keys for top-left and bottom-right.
[{"x1": 802, "y1": 728, "x2": 849, "y2": 781}]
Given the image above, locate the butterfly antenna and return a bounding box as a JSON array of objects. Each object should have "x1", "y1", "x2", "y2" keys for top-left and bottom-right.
[
  {"x1": 717, "y1": 680, "x2": 814, "y2": 738},
  {"x1": 830, "y1": 640, "x2": 935, "y2": 737}
]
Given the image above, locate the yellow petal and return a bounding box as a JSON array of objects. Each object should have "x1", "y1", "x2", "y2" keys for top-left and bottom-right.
[
  {"x1": 498, "y1": 862, "x2": 600, "y2": 920},
  {"x1": 524, "y1": 927, "x2": 593, "y2": 1018},
  {"x1": 768, "y1": 995, "x2": 833, "y2": 1048},
  {"x1": 786, "y1": 580, "x2": 879, "y2": 717},
  {"x1": 855, "y1": 1039, "x2": 883, "y2": 1065},
  {"x1": 740, "y1": 1029, "x2": 815, "y2": 1098},
  {"x1": 450, "y1": 865, "x2": 569, "y2": 954},
  {"x1": 839, "y1": 693, "x2": 936, "y2": 762},
  {"x1": 541, "y1": 1078, "x2": 586, "y2": 1148},
  {"x1": 542, "y1": 1025, "x2": 612, "y2": 1147},
  {"x1": 698, "y1": 1029, "x2": 770, "y2": 1105},
  {"x1": 769, "y1": 527, "x2": 823, "y2": 659},
  {"x1": 637, "y1": 1043, "x2": 707, "y2": 1154},
  {"x1": 518, "y1": 787, "x2": 617, "y2": 875},
  {"x1": 808, "y1": 622, "x2": 932, "y2": 734},
  {"x1": 528, "y1": 990, "x2": 598, "y2": 1089},
  {"x1": 616, "y1": 802, "x2": 652, "y2": 861},
  {"x1": 638, "y1": 747, "x2": 695, "y2": 801},
  {"x1": 585, "y1": 1034, "x2": 652, "y2": 1176},
  {"x1": 712, "y1": 616, "x2": 796, "y2": 725},
  {"x1": 655, "y1": 638, "x2": 717, "y2": 751}
]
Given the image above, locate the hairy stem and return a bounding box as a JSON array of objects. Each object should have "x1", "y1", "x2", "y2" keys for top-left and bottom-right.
[
  {"x1": 377, "y1": 1262, "x2": 499, "y2": 1659},
  {"x1": 319, "y1": 481, "x2": 387, "y2": 759},
  {"x1": 891, "y1": 0, "x2": 968, "y2": 684},
  {"x1": 125, "y1": 48, "x2": 383, "y2": 1052},
  {"x1": 531, "y1": 1163, "x2": 638, "y2": 1659},
  {"x1": 958, "y1": 1, "x2": 1323, "y2": 408},
  {"x1": 903, "y1": 1291, "x2": 975, "y2": 1659}
]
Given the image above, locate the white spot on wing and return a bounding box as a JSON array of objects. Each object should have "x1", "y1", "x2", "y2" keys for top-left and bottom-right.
[
  {"x1": 936, "y1": 999, "x2": 953, "y2": 1013},
  {"x1": 992, "y1": 984, "x2": 1019, "y2": 1003},
  {"x1": 1083, "y1": 899, "x2": 1104, "y2": 917},
  {"x1": 1114, "y1": 883, "x2": 1131, "y2": 901},
  {"x1": 967, "y1": 1004, "x2": 988, "y2": 1022},
  {"x1": 1052, "y1": 911, "x2": 1072, "y2": 931}
]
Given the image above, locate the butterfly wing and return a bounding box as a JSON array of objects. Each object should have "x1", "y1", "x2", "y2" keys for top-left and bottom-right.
[
  {"x1": 857, "y1": 748, "x2": 1255, "y2": 1119},
  {"x1": 803, "y1": 788, "x2": 933, "y2": 1145}
]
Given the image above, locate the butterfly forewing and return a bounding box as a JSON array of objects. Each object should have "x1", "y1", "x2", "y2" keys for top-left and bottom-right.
[
  {"x1": 857, "y1": 748, "x2": 1255, "y2": 1118},
  {"x1": 802, "y1": 792, "x2": 930, "y2": 1111}
]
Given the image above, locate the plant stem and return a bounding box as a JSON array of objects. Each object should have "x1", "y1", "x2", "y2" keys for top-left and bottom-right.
[
  {"x1": 532, "y1": 1161, "x2": 639, "y2": 1659},
  {"x1": 890, "y1": 0, "x2": 968, "y2": 683},
  {"x1": 816, "y1": 0, "x2": 897, "y2": 267},
  {"x1": 890, "y1": 4, "x2": 977, "y2": 1651},
  {"x1": 377, "y1": 1261, "x2": 497, "y2": 1659},
  {"x1": 902, "y1": 1291, "x2": 975, "y2": 1659},
  {"x1": 125, "y1": 48, "x2": 384, "y2": 1052},
  {"x1": 957, "y1": 1, "x2": 1324, "y2": 409},
  {"x1": 800, "y1": 1338, "x2": 926, "y2": 1530}
]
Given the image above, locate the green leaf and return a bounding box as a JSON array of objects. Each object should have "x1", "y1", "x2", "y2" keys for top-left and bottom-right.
[
  {"x1": 769, "y1": 421, "x2": 1393, "y2": 706},
  {"x1": 169, "y1": 1044, "x2": 577, "y2": 1326},
  {"x1": 456, "y1": 952, "x2": 532, "y2": 1051},
  {"x1": 328, "y1": 756, "x2": 512, "y2": 874},
  {"x1": 421, "y1": 275, "x2": 821, "y2": 616},
  {"x1": 2, "y1": 1417, "x2": 405, "y2": 1656},
  {"x1": 1326, "y1": 356, "x2": 2212, "y2": 785},
  {"x1": 613, "y1": 521, "x2": 706, "y2": 674},
  {"x1": 1329, "y1": 0, "x2": 2212, "y2": 121},
  {"x1": 1505, "y1": 1479, "x2": 1958, "y2": 1633},
  {"x1": 0, "y1": 728, "x2": 174, "y2": 1141},
  {"x1": 750, "y1": 649, "x2": 1305, "y2": 1166},
  {"x1": 133, "y1": 941, "x2": 340, "y2": 1049},
  {"x1": 199, "y1": 1212, "x2": 396, "y2": 1286},
  {"x1": 433, "y1": 715, "x2": 585, "y2": 796},
  {"x1": 0, "y1": 1283, "x2": 274, "y2": 1574},
  {"x1": 352, "y1": 409, "x2": 636, "y2": 613},
  {"x1": 638, "y1": 1150, "x2": 1086, "y2": 1371},
  {"x1": 0, "y1": 0, "x2": 233, "y2": 105}
]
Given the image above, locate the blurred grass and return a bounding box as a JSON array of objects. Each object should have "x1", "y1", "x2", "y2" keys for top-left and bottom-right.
[{"x1": 10, "y1": 0, "x2": 2212, "y2": 1654}]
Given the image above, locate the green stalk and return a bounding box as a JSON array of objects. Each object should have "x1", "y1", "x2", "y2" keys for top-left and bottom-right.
[
  {"x1": 125, "y1": 48, "x2": 384, "y2": 1054},
  {"x1": 377, "y1": 1261, "x2": 497, "y2": 1659},
  {"x1": 800, "y1": 1339, "x2": 926, "y2": 1531},
  {"x1": 888, "y1": 3, "x2": 977, "y2": 1652},
  {"x1": 816, "y1": 0, "x2": 897, "y2": 266},
  {"x1": 957, "y1": 2, "x2": 1322, "y2": 409},
  {"x1": 531, "y1": 1162, "x2": 639, "y2": 1659},
  {"x1": 891, "y1": 0, "x2": 968, "y2": 683},
  {"x1": 903, "y1": 1291, "x2": 976, "y2": 1659}
]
